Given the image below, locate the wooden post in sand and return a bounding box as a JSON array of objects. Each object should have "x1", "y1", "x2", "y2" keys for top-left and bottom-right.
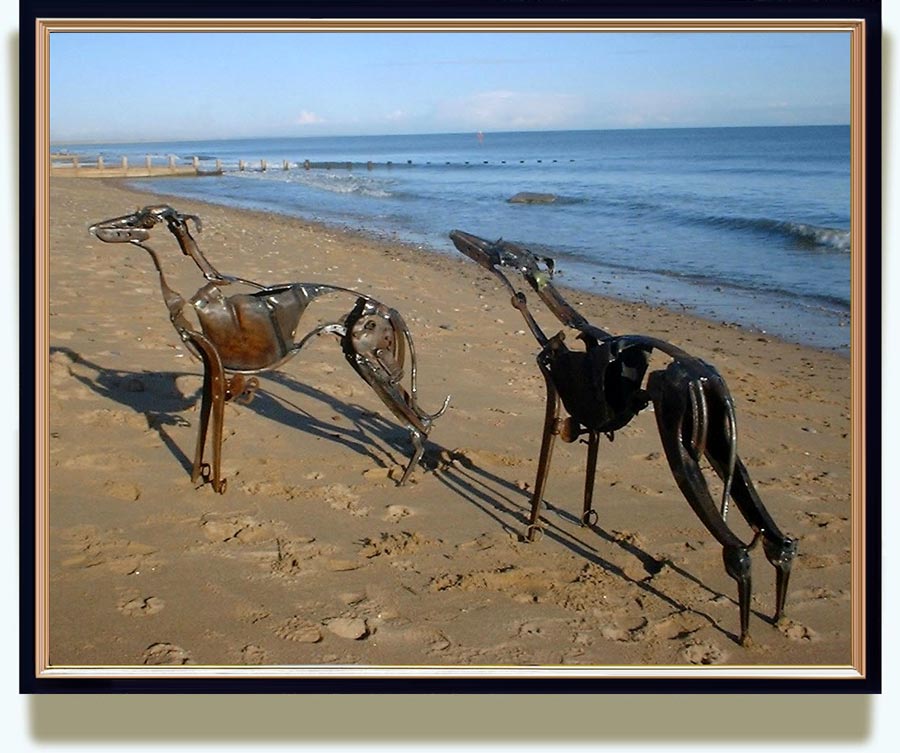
[
  {"x1": 121, "y1": 156, "x2": 128, "y2": 170},
  {"x1": 239, "y1": 160, "x2": 245, "y2": 171},
  {"x1": 261, "y1": 159, "x2": 267, "y2": 172},
  {"x1": 216, "y1": 159, "x2": 222, "y2": 173},
  {"x1": 168, "y1": 155, "x2": 176, "y2": 171},
  {"x1": 145, "y1": 155, "x2": 152, "y2": 171},
  {"x1": 193, "y1": 156, "x2": 199, "y2": 171},
  {"x1": 304, "y1": 159, "x2": 310, "y2": 170}
]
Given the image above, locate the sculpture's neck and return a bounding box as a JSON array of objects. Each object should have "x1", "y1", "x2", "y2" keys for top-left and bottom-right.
[
  {"x1": 136, "y1": 241, "x2": 192, "y2": 333},
  {"x1": 498, "y1": 266, "x2": 613, "y2": 346},
  {"x1": 525, "y1": 276, "x2": 612, "y2": 342},
  {"x1": 167, "y1": 219, "x2": 223, "y2": 281}
]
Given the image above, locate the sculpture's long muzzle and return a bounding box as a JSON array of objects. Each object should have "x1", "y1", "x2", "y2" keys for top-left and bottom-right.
[
  {"x1": 449, "y1": 229, "x2": 502, "y2": 272},
  {"x1": 88, "y1": 209, "x2": 159, "y2": 243},
  {"x1": 89, "y1": 205, "x2": 200, "y2": 244}
]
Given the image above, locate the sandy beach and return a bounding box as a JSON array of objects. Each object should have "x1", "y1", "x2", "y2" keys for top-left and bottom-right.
[{"x1": 45, "y1": 176, "x2": 853, "y2": 671}]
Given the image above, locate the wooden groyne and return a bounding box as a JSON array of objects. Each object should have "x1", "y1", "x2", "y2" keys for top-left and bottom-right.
[{"x1": 50, "y1": 154, "x2": 222, "y2": 179}]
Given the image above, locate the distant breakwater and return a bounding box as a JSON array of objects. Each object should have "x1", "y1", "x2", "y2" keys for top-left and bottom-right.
[{"x1": 50, "y1": 151, "x2": 579, "y2": 179}]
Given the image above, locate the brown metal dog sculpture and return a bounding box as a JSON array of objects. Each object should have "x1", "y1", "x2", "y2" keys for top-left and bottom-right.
[{"x1": 89, "y1": 205, "x2": 449, "y2": 493}]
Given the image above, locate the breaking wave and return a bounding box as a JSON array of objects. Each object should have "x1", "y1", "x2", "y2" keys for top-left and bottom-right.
[{"x1": 699, "y1": 215, "x2": 850, "y2": 252}]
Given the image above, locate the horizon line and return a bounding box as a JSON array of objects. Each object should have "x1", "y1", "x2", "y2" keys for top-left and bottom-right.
[{"x1": 50, "y1": 122, "x2": 851, "y2": 147}]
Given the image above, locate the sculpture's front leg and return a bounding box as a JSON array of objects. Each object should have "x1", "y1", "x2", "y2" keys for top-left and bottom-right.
[
  {"x1": 525, "y1": 361, "x2": 562, "y2": 542},
  {"x1": 183, "y1": 330, "x2": 229, "y2": 494}
]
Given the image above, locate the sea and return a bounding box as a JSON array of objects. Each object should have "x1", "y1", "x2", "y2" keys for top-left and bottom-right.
[{"x1": 54, "y1": 126, "x2": 851, "y2": 353}]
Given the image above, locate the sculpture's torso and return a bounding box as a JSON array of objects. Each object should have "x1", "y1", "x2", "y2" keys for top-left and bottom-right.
[{"x1": 191, "y1": 283, "x2": 308, "y2": 372}]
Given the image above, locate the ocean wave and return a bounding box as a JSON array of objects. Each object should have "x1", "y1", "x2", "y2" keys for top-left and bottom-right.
[
  {"x1": 232, "y1": 168, "x2": 394, "y2": 199},
  {"x1": 699, "y1": 215, "x2": 850, "y2": 252},
  {"x1": 515, "y1": 240, "x2": 850, "y2": 312}
]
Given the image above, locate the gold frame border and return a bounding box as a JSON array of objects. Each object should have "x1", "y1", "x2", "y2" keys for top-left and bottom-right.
[{"x1": 33, "y1": 17, "x2": 868, "y2": 682}]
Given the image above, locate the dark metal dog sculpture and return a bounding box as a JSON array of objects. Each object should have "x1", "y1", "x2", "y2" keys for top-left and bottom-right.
[
  {"x1": 450, "y1": 230, "x2": 796, "y2": 644},
  {"x1": 89, "y1": 205, "x2": 449, "y2": 492}
]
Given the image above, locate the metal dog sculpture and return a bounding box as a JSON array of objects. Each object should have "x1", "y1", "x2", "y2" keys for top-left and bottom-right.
[
  {"x1": 89, "y1": 205, "x2": 449, "y2": 492},
  {"x1": 450, "y1": 229, "x2": 796, "y2": 644}
]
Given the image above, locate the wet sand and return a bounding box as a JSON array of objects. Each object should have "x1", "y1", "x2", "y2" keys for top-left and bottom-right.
[{"x1": 45, "y1": 176, "x2": 853, "y2": 671}]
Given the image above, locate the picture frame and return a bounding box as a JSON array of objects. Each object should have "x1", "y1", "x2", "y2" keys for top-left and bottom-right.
[{"x1": 20, "y1": 0, "x2": 882, "y2": 694}]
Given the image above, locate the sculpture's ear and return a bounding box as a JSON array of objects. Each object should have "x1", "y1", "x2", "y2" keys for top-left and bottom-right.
[{"x1": 181, "y1": 213, "x2": 203, "y2": 233}]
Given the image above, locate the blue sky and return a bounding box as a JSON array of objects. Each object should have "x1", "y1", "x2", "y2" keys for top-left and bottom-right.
[{"x1": 49, "y1": 31, "x2": 850, "y2": 143}]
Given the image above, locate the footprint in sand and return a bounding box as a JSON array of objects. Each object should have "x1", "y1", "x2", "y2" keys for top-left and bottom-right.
[
  {"x1": 681, "y1": 639, "x2": 727, "y2": 665},
  {"x1": 802, "y1": 511, "x2": 849, "y2": 530},
  {"x1": 199, "y1": 513, "x2": 281, "y2": 544},
  {"x1": 239, "y1": 644, "x2": 269, "y2": 665},
  {"x1": 325, "y1": 617, "x2": 370, "y2": 640},
  {"x1": 238, "y1": 609, "x2": 271, "y2": 626},
  {"x1": 778, "y1": 619, "x2": 819, "y2": 642},
  {"x1": 649, "y1": 610, "x2": 707, "y2": 641},
  {"x1": 359, "y1": 531, "x2": 437, "y2": 558},
  {"x1": 79, "y1": 408, "x2": 148, "y2": 431},
  {"x1": 599, "y1": 616, "x2": 649, "y2": 643},
  {"x1": 382, "y1": 505, "x2": 413, "y2": 523},
  {"x1": 516, "y1": 620, "x2": 552, "y2": 638},
  {"x1": 440, "y1": 447, "x2": 525, "y2": 470},
  {"x1": 798, "y1": 550, "x2": 851, "y2": 569},
  {"x1": 377, "y1": 624, "x2": 451, "y2": 654},
  {"x1": 274, "y1": 616, "x2": 323, "y2": 643},
  {"x1": 61, "y1": 529, "x2": 160, "y2": 576},
  {"x1": 63, "y1": 450, "x2": 144, "y2": 472},
  {"x1": 271, "y1": 537, "x2": 337, "y2": 576},
  {"x1": 142, "y1": 642, "x2": 192, "y2": 665},
  {"x1": 241, "y1": 480, "x2": 302, "y2": 499},
  {"x1": 119, "y1": 596, "x2": 165, "y2": 616},
  {"x1": 103, "y1": 480, "x2": 142, "y2": 502},
  {"x1": 315, "y1": 484, "x2": 370, "y2": 518},
  {"x1": 362, "y1": 467, "x2": 392, "y2": 482}
]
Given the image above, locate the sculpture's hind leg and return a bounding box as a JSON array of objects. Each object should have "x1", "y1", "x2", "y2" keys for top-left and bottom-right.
[
  {"x1": 581, "y1": 430, "x2": 601, "y2": 527},
  {"x1": 704, "y1": 431, "x2": 798, "y2": 623},
  {"x1": 343, "y1": 300, "x2": 450, "y2": 486},
  {"x1": 526, "y1": 363, "x2": 562, "y2": 542},
  {"x1": 733, "y1": 459, "x2": 797, "y2": 622},
  {"x1": 648, "y1": 365, "x2": 755, "y2": 644},
  {"x1": 398, "y1": 428, "x2": 425, "y2": 487}
]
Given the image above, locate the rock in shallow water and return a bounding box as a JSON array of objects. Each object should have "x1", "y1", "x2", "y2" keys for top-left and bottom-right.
[{"x1": 507, "y1": 192, "x2": 558, "y2": 204}]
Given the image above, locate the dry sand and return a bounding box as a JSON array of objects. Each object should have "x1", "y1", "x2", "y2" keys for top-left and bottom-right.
[{"x1": 45, "y1": 177, "x2": 853, "y2": 670}]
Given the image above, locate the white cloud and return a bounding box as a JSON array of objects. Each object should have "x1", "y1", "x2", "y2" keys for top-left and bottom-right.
[
  {"x1": 295, "y1": 110, "x2": 325, "y2": 125},
  {"x1": 437, "y1": 90, "x2": 585, "y2": 130}
]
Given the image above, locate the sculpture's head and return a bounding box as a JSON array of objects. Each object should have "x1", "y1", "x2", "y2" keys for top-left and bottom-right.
[
  {"x1": 89, "y1": 205, "x2": 201, "y2": 244},
  {"x1": 449, "y1": 229, "x2": 555, "y2": 289},
  {"x1": 448, "y1": 229, "x2": 501, "y2": 271}
]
